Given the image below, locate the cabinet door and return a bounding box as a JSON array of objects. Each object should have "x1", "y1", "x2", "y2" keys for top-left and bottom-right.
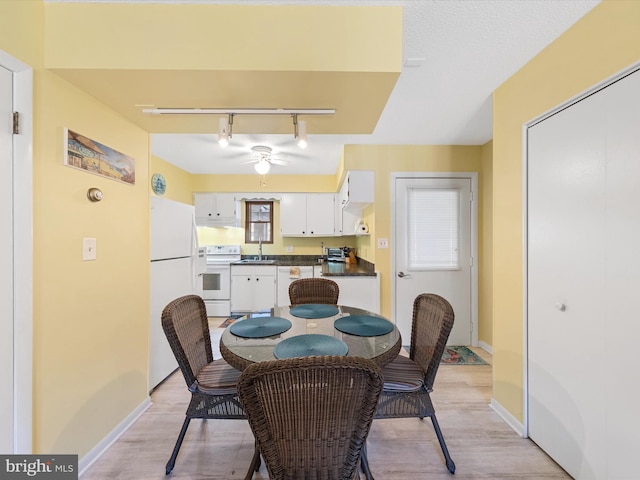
[
  {"x1": 280, "y1": 193, "x2": 307, "y2": 235},
  {"x1": 306, "y1": 193, "x2": 335, "y2": 236},
  {"x1": 231, "y1": 271, "x2": 254, "y2": 312},
  {"x1": 215, "y1": 193, "x2": 236, "y2": 218},
  {"x1": 333, "y1": 276, "x2": 380, "y2": 313},
  {"x1": 253, "y1": 272, "x2": 276, "y2": 311},
  {"x1": 194, "y1": 193, "x2": 215, "y2": 221}
]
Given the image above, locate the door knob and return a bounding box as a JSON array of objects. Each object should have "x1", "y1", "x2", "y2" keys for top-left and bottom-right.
[{"x1": 398, "y1": 271, "x2": 412, "y2": 278}]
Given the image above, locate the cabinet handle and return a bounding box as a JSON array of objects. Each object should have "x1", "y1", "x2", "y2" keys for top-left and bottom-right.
[{"x1": 247, "y1": 278, "x2": 251, "y2": 281}]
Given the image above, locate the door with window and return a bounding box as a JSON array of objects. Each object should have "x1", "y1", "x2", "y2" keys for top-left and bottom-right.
[{"x1": 394, "y1": 175, "x2": 476, "y2": 346}]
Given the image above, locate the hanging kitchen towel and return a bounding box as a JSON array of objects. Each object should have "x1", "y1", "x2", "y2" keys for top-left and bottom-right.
[{"x1": 289, "y1": 266, "x2": 300, "y2": 278}]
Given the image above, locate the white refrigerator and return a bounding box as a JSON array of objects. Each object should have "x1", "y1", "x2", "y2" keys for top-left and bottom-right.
[{"x1": 149, "y1": 196, "x2": 205, "y2": 391}]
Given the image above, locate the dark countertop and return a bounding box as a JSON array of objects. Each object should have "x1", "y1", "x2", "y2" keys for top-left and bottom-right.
[{"x1": 233, "y1": 255, "x2": 376, "y2": 277}]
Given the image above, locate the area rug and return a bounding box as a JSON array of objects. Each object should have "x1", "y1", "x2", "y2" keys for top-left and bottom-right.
[
  {"x1": 404, "y1": 345, "x2": 489, "y2": 365},
  {"x1": 218, "y1": 314, "x2": 242, "y2": 328}
]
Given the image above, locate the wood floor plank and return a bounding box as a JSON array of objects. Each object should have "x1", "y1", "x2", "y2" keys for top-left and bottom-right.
[{"x1": 81, "y1": 348, "x2": 570, "y2": 479}]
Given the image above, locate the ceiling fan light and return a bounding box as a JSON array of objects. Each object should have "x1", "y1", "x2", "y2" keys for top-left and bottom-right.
[
  {"x1": 254, "y1": 159, "x2": 271, "y2": 175},
  {"x1": 218, "y1": 117, "x2": 230, "y2": 147}
]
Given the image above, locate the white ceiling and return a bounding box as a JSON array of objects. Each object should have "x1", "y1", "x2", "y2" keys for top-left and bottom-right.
[{"x1": 123, "y1": 0, "x2": 600, "y2": 175}]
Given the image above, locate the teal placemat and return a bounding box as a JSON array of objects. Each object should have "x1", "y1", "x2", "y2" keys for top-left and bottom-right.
[
  {"x1": 334, "y1": 315, "x2": 394, "y2": 336},
  {"x1": 289, "y1": 304, "x2": 339, "y2": 319},
  {"x1": 229, "y1": 316, "x2": 292, "y2": 338},
  {"x1": 274, "y1": 334, "x2": 348, "y2": 359}
]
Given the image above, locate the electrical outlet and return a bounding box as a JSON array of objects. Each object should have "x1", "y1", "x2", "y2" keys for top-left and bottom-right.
[
  {"x1": 377, "y1": 238, "x2": 389, "y2": 249},
  {"x1": 285, "y1": 245, "x2": 294, "y2": 253},
  {"x1": 83, "y1": 238, "x2": 97, "y2": 261}
]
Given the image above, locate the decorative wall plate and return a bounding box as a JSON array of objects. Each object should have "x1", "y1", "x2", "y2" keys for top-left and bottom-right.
[{"x1": 151, "y1": 173, "x2": 166, "y2": 195}]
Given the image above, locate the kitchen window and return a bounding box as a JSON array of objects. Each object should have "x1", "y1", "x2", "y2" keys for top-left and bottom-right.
[{"x1": 245, "y1": 201, "x2": 273, "y2": 244}]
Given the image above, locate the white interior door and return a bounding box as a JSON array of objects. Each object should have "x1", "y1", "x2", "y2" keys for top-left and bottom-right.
[
  {"x1": 528, "y1": 68, "x2": 640, "y2": 479},
  {"x1": 394, "y1": 175, "x2": 475, "y2": 346},
  {"x1": 0, "y1": 65, "x2": 14, "y2": 452}
]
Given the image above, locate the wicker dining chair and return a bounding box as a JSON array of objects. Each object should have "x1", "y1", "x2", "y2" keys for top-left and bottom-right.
[
  {"x1": 238, "y1": 356, "x2": 384, "y2": 480},
  {"x1": 288, "y1": 277, "x2": 340, "y2": 305},
  {"x1": 161, "y1": 294, "x2": 257, "y2": 475},
  {"x1": 367, "y1": 293, "x2": 456, "y2": 475}
]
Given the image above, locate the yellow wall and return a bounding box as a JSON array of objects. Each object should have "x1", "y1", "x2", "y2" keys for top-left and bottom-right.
[
  {"x1": 492, "y1": 0, "x2": 640, "y2": 421},
  {"x1": 479, "y1": 141, "x2": 493, "y2": 347},
  {"x1": 0, "y1": 1, "x2": 44, "y2": 68},
  {"x1": 33, "y1": 73, "x2": 150, "y2": 456},
  {"x1": 44, "y1": 4, "x2": 400, "y2": 72},
  {"x1": 150, "y1": 155, "x2": 194, "y2": 205}
]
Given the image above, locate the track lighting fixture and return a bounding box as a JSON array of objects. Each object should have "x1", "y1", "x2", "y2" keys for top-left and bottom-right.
[
  {"x1": 142, "y1": 107, "x2": 335, "y2": 147},
  {"x1": 218, "y1": 114, "x2": 234, "y2": 147}
]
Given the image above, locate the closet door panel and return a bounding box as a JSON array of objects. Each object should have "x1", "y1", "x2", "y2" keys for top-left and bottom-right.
[
  {"x1": 528, "y1": 90, "x2": 607, "y2": 479},
  {"x1": 602, "y1": 70, "x2": 640, "y2": 478}
]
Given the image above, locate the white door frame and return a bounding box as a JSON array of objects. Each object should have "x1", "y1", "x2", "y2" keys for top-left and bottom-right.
[
  {"x1": 522, "y1": 61, "x2": 640, "y2": 439},
  {"x1": 391, "y1": 172, "x2": 478, "y2": 346},
  {"x1": 0, "y1": 49, "x2": 33, "y2": 453}
]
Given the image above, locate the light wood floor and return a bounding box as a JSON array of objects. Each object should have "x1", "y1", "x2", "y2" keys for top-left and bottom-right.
[{"x1": 81, "y1": 345, "x2": 570, "y2": 479}]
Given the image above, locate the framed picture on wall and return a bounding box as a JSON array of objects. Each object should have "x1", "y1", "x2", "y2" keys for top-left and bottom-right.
[{"x1": 64, "y1": 128, "x2": 136, "y2": 185}]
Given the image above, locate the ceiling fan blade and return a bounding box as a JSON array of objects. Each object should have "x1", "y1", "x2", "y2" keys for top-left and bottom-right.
[{"x1": 270, "y1": 159, "x2": 289, "y2": 166}]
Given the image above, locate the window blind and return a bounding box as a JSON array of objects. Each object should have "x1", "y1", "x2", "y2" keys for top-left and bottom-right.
[{"x1": 407, "y1": 187, "x2": 460, "y2": 269}]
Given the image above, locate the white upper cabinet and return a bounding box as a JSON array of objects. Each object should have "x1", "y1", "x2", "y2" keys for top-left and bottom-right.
[
  {"x1": 280, "y1": 193, "x2": 335, "y2": 237},
  {"x1": 194, "y1": 193, "x2": 238, "y2": 227},
  {"x1": 340, "y1": 171, "x2": 374, "y2": 213}
]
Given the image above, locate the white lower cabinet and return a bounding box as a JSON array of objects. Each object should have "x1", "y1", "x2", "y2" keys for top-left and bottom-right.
[
  {"x1": 276, "y1": 266, "x2": 314, "y2": 306},
  {"x1": 230, "y1": 265, "x2": 276, "y2": 312},
  {"x1": 313, "y1": 269, "x2": 380, "y2": 313}
]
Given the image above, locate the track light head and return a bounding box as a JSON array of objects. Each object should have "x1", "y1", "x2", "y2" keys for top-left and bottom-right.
[
  {"x1": 293, "y1": 114, "x2": 308, "y2": 149},
  {"x1": 218, "y1": 114, "x2": 234, "y2": 147}
]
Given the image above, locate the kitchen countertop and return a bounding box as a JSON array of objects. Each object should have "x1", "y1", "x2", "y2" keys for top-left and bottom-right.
[{"x1": 232, "y1": 256, "x2": 376, "y2": 277}]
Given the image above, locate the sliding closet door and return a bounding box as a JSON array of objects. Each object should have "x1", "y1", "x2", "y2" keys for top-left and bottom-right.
[
  {"x1": 528, "y1": 86, "x2": 607, "y2": 480},
  {"x1": 528, "y1": 69, "x2": 640, "y2": 479},
  {"x1": 601, "y1": 70, "x2": 640, "y2": 478}
]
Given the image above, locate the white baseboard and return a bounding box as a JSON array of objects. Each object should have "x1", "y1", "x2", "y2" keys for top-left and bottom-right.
[
  {"x1": 478, "y1": 341, "x2": 493, "y2": 354},
  {"x1": 489, "y1": 398, "x2": 525, "y2": 437},
  {"x1": 78, "y1": 397, "x2": 152, "y2": 477}
]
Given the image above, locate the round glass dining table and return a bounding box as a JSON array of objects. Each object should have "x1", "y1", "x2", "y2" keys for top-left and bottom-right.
[{"x1": 219, "y1": 305, "x2": 402, "y2": 371}]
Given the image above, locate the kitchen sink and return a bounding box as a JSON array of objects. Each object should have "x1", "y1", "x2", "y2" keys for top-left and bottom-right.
[{"x1": 235, "y1": 259, "x2": 277, "y2": 265}]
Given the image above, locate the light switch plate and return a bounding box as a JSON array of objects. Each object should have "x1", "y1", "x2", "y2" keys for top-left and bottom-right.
[
  {"x1": 285, "y1": 245, "x2": 294, "y2": 253},
  {"x1": 83, "y1": 238, "x2": 97, "y2": 261},
  {"x1": 377, "y1": 238, "x2": 389, "y2": 249}
]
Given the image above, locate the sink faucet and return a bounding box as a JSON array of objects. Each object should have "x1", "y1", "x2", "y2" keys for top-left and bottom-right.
[{"x1": 258, "y1": 237, "x2": 263, "y2": 261}]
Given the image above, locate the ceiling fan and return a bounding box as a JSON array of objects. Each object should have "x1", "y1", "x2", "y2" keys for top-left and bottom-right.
[{"x1": 246, "y1": 145, "x2": 289, "y2": 174}]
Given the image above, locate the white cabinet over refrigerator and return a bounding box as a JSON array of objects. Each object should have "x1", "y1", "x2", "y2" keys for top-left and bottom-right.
[{"x1": 149, "y1": 196, "x2": 204, "y2": 392}]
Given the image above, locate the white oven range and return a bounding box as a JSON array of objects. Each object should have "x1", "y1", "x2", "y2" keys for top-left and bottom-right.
[{"x1": 202, "y1": 244, "x2": 241, "y2": 317}]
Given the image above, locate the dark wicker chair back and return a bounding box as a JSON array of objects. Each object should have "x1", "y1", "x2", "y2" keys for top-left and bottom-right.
[
  {"x1": 288, "y1": 277, "x2": 340, "y2": 305},
  {"x1": 238, "y1": 356, "x2": 383, "y2": 480},
  {"x1": 161, "y1": 295, "x2": 250, "y2": 475},
  {"x1": 409, "y1": 293, "x2": 455, "y2": 390},
  {"x1": 369, "y1": 293, "x2": 456, "y2": 475},
  {"x1": 162, "y1": 293, "x2": 213, "y2": 390}
]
